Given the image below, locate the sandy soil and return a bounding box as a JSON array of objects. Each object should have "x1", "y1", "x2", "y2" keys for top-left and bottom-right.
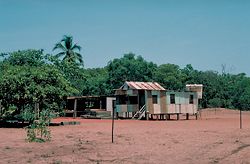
[{"x1": 1, "y1": 108, "x2": 250, "y2": 164}]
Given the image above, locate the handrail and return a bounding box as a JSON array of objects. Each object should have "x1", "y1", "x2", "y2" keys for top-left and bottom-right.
[
  {"x1": 138, "y1": 110, "x2": 146, "y2": 120},
  {"x1": 132, "y1": 105, "x2": 146, "y2": 119}
]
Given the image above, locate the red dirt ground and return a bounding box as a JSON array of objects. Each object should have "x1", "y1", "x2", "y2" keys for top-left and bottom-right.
[{"x1": 1, "y1": 108, "x2": 250, "y2": 164}]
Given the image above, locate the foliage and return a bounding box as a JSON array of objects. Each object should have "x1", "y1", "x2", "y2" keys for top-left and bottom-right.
[
  {"x1": 153, "y1": 63, "x2": 186, "y2": 91},
  {"x1": 25, "y1": 109, "x2": 53, "y2": 142},
  {"x1": 0, "y1": 64, "x2": 77, "y2": 117},
  {"x1": 53, "y1": 35, "x2": 83, "y2": 65},
  {"x1": 2, "y1": 49, "x2": 45, "y2": 66},
  {"x1": 20, "y1": 105, "x2": 36, "y2": 123},
  {"x1": 0, "y1": 49, "x2": 78, "y2": 142},
  {"x1": 1, "y1": 36, "x2": 250, "y2": 130},
  {"x1": 107, "y1": 53, "x2": 157, "y2": 92},
  {"x1": 48, "y1": 54, "x2": 88, "y2": 96},
  {"x1": 83, "y1": 67, "x2": 110, "y2": 95},
  {"x1": 208, "y1": 98, "x2": 222, "y2": 108}
]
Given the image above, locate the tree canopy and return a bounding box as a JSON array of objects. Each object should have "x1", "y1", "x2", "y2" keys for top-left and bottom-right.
[
  {"x1": 0, "y1": 49, "x2": 77, "y2": 120},
  {"x1": 53, "y1": 35, "x2": 83, "y2": 65},
  {"x1": 1, "y1": 35, "x2": 250, "y2": 122},
  {"x1": 107, "y1": 53, "x2": 157, "y2": 90}
]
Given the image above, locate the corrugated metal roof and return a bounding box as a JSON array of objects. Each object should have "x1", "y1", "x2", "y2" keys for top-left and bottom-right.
[
  {"x1": 122, "y1": 81, "x2": 166, "y2": 91},
  {"x1": 186, "y1": 84, "x2": 203, "y2": 87}
]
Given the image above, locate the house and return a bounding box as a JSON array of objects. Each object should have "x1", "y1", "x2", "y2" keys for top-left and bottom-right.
[
  {"x1": 115, "y1": 81, "x2": 166, "y2": 119},
  {"x1": 115, "y1": 81, "x2": 203, "y2": 120}
]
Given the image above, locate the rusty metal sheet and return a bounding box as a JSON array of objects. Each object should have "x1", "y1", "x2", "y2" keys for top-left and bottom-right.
[{"x1": 125, "y1": 81, "x2": 165, "y2": 91}]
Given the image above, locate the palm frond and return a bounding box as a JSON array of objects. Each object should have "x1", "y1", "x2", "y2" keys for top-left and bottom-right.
[
  {"x1": 75, "y1": 52, "x2": 83, "y2": 64},
  {"x1": 71, "y1": 44, "x2": 81, "y2": 51},
  {"x1": 53, "y1": 43, "x2": 66, "y2": 51},
  {"x1": 61, "y1": 35, "x2": 72, "y2": 42},
  {"x1": 78, "y1": 58, "x2": 84, "y2": 65},
  {"x1": 55, "y1": 52, "x2": 66, "y2": 59},
  {"x1": 54, "y1": 35, "x2": 83, "y2": 65},
  {"x1": 62, "y1": 36, "x2": 73, "y2": 49}
]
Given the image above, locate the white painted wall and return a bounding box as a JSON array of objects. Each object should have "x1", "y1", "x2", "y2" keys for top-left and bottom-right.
[{"x1": 106, "y1": 97, "x2": 116, "y2": 112}]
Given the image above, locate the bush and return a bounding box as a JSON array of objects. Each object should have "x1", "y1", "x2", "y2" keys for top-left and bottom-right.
[{"x1": 25, "y1": 109, "x2": 53, "y2": 142}]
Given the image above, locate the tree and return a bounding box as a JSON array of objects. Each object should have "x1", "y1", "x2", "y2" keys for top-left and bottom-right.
[
  {"x1": 153, "y1": 64, "x2": 186, "y2": 91},
  {"x1": 3, "y1": 49, "x2": 45, "y2": 67},
  {"x1": 83, "y1": 67, "x2": 110, "y2": 96},
  {"x1": 107, "y1": 53, "x2": 157, "y2": 91},
  {"x1": 231, "y1": 74, "x2": 250, "y2": 110},
  {"x1": 53, "y1": 35, "x2": 83, "y2": 65},
  {"x1": 51, "y1": 58, "x2": 87, "y2": 96},
  {"x1": 0, "y1": 49, "x2": 78, "y2": 121},
  {"x1": 0, "y1": 49, "x2": 78, "y2": 142}
]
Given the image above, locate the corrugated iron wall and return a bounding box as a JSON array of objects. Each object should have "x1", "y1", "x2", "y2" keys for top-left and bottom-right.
[
  {"x1": 115, "y1": 87, "x2": 199, "y2": 115},
  {"x1": 160, "y1": 91, "x2": 167, "y2": 113},
  {"x1": 166, "y1": 91, "x2": 198, "y2": 114},
  {"x1": 146, "y1": 90, "x2": 154, "y2": 114}
]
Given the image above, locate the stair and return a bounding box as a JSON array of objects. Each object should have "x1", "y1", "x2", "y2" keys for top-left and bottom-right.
[{"x1": 132, "y1": 105, "x2": 146, "y2": 120}]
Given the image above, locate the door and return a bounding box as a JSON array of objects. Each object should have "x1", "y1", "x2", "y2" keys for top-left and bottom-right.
[{"x1": 138, "y1": 90, "x2": 145, "y2": 109}]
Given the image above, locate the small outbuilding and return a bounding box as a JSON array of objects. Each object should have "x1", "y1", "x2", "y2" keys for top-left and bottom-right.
[{"x1": 66, "y1": 96, "x2": 115, "y2": 117}]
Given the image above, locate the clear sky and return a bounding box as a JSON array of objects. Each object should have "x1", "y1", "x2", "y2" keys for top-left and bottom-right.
[{"x1": 0, "y1": 0, "x2": 250, "y2": 75}]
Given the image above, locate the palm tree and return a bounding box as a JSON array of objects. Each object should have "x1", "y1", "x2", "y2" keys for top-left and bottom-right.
[{"x1": 53, "y1": 35, "x2": 83, "y2": 64}]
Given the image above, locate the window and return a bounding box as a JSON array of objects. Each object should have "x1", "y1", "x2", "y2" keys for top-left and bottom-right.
[
  {"x1": 152, "y1": 95, "x2": 158, "y2": 104},
  {"x1": 117, "y1": 95, "x2": 127, "y2": 104},
  {"x1": 128, "y1": 96, "x2": 138, "y2": 104},
  {"x1": 189, "y1": 95, "x2": 194, "y2": 104},
  {"x1": 170, "y1": 94, "x2": 175, "y2": 104}
]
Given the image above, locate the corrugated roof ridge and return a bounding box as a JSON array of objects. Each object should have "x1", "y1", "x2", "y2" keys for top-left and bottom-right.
[
  {"x1": 124, "y1": 81, "x2": 165, "y2": 90},
  {"x1": 126, "y1": 81, "x2": 139, "y2": 90},
  {"x1": 139, "y1": 82, "x2": 151, "y2": 90},
  {"x1": 153, "y1": 82, "x2": 166, "y2": 90},
  {"x1": 149, "y1": 82, "x2": 160, "y2": 90}
]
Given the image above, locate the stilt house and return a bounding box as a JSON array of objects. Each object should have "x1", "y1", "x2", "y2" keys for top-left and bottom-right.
[
  {"x1": 115, "y1": 81, "x2": 166, "y2": 118},
  {"x1": 115, "y1": 81, "x2": 203, "y2": 120}
]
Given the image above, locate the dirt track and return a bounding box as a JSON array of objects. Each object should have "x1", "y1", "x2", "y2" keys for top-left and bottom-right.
[{"x1": 1, "y1": 108, "x2": 250, "y2": 164}]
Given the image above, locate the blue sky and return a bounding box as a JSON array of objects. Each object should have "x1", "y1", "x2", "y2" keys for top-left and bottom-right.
[{"x1": 0, "y1": 0, "x2": 250, "y2": 75}]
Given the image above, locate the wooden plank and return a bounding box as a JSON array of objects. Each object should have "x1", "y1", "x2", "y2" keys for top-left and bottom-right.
[
  {"x1": 160, "y1": 91, "x2": 167, "y2": 113},
  {"x1": 146, "y1": 90, "x2": 154, "y2": 114}
]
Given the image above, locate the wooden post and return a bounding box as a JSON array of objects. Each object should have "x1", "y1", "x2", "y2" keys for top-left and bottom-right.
[
  {"x1": 112, "y1": 103, "x2": 115, "y2": 143},
  {"x1": 177, "y1": 113, "x2": 179, "y2": 120},
  {"x1": 167, "y1": 114, "x2": 170, "y2": 120},
  {"x1": 198, "y1": 108, "x2": 202, "y2": 120},
  {"x1": 73, "y1": 99, "x2": 77, "y2": 118},
  {"x1": 186, "y1": 113, "x2": 189, "y2": 120},
  {"x1": 240, "y1": 109, "x2": 242, "y2": 129}
]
